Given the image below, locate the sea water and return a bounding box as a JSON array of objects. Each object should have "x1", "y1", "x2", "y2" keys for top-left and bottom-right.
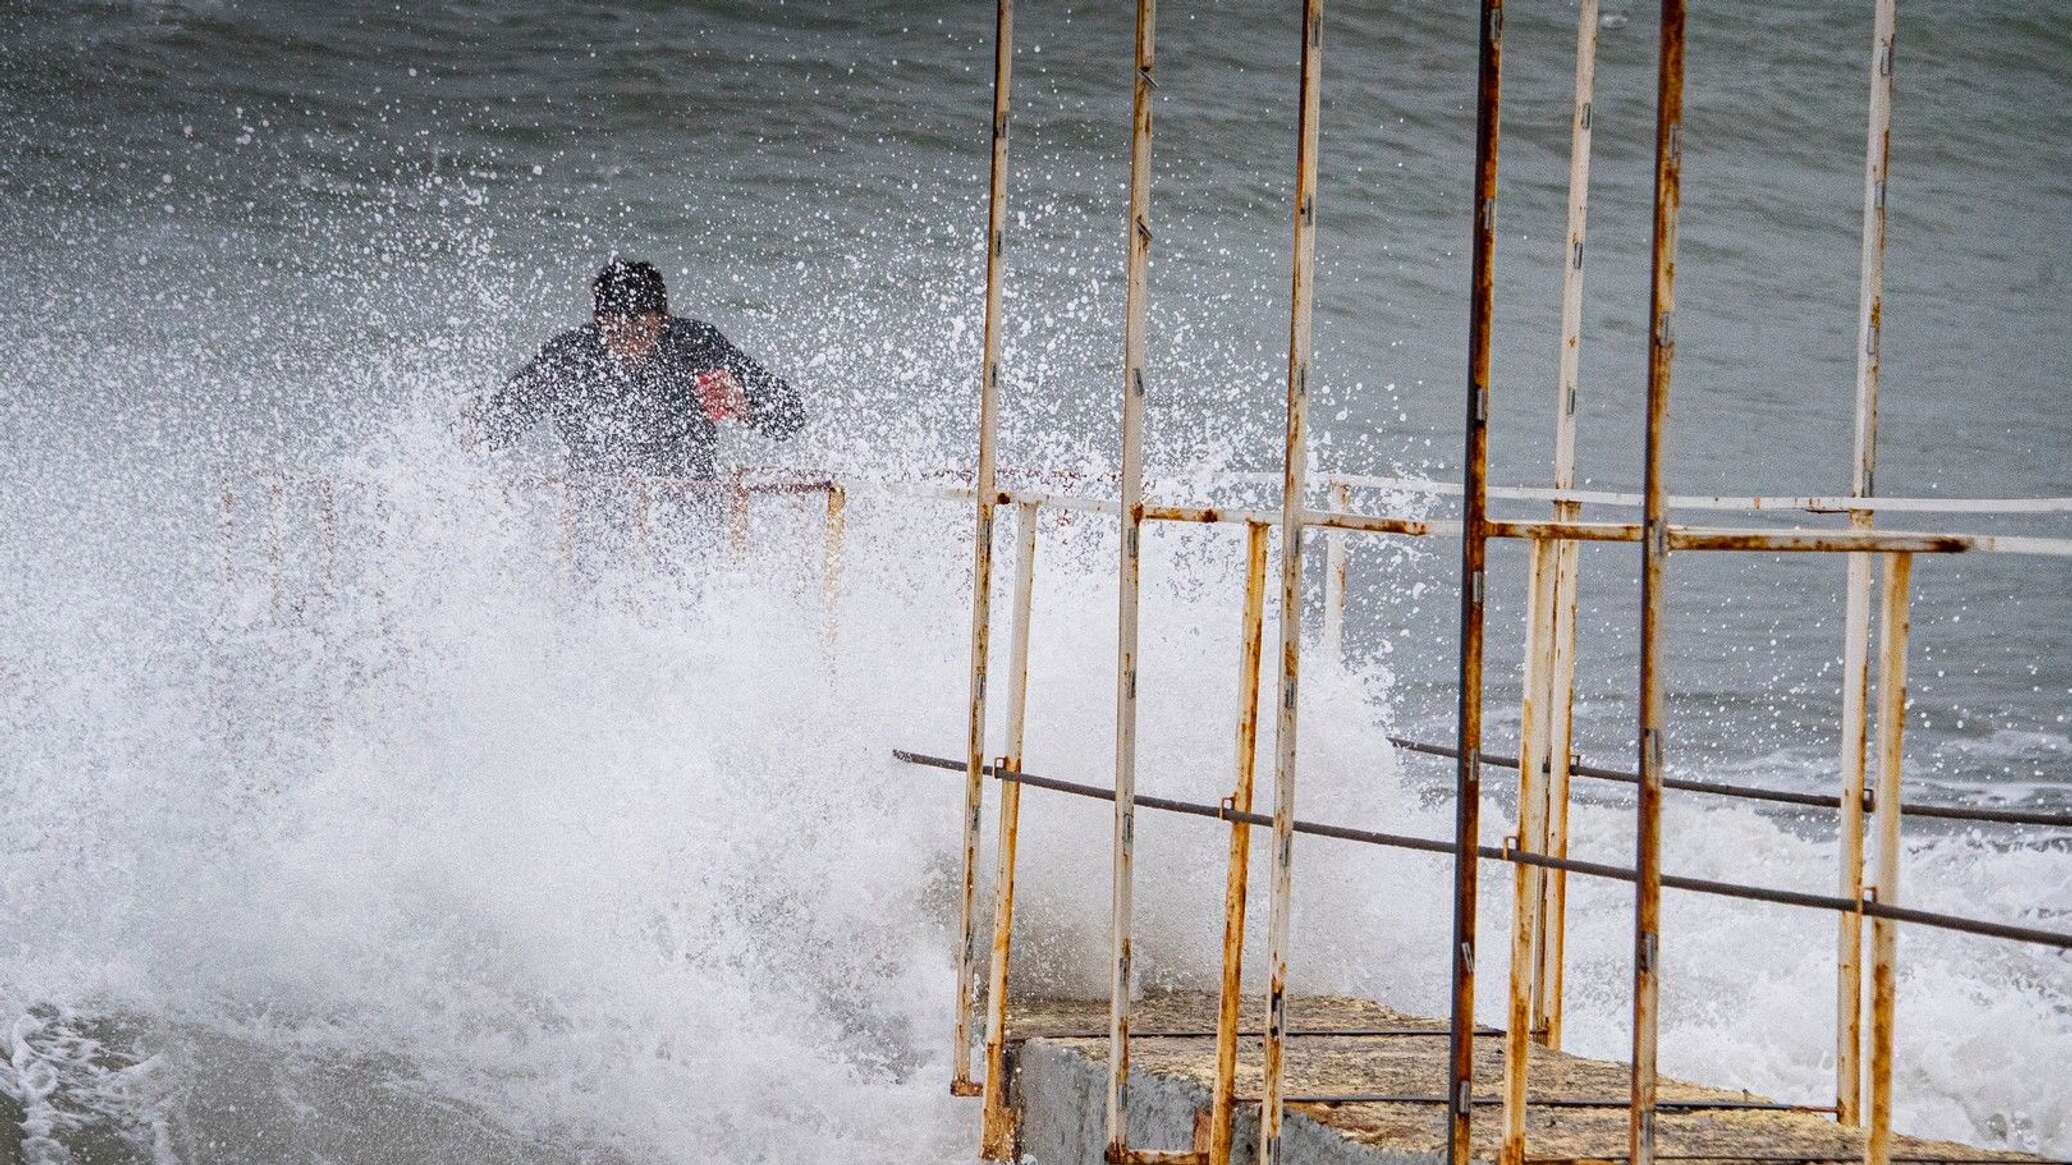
[{"x1": 1, "y1": 2, "x2": 2065, "y2": 1160}]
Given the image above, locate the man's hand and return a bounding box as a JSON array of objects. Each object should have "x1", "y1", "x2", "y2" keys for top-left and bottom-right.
[{"x1": 694, "y1": 368, "x2": 748, "y2": 422}]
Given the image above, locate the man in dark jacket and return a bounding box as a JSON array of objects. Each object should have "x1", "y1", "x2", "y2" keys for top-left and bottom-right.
[{"x1": 481, "y1": 259, "x2": 805, "y2": 478}]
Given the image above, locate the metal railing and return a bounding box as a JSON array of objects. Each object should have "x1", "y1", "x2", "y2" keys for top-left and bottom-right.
[
  {"x1": 216, "y1": 467, "x2": 850, "y2": 628},
  {"x1": 906, "y1": 4, "x2": 2071, "y2": 1165}
]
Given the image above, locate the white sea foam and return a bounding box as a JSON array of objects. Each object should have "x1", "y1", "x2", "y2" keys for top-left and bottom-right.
[{"x1": 0, "y1": 414, "x2": 2065, "y2": 1161}]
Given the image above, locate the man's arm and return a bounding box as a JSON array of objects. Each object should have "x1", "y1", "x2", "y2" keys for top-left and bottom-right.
[
  {"x1": 709, "y1": 328, "x2": 805, "y2": 440},
  {"x1": 476, "y1": 335, "x2": 569, "y2": 451}
]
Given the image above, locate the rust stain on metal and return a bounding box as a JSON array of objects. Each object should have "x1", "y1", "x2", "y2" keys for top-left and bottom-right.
[
  {"x1": 1210, "y1": 521, "x2": 1271, "y2": 1165},
  {"x1": 957, "y1": 0, "x2": 1017, "y2": 1099},
  {"x1": 981, "y1": 499, "x2": 1040, "y2": 1159},
  {"x1": 1631, "y1": 5, "x2": 1684, "y2": 1165},
  {"x1": 1866, "y1": 552, "x2": 1912, "y2": 1165},
  {"x1": 1449, "y1": 5, "x2": 1503, "y2": 1165},
  {"x1": 1261, "y1": 7, "x2": 1325, "y2": 1163}
]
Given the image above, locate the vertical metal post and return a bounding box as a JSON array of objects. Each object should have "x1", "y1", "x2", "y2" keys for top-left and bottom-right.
[
  {"x1": 219, "y1": 487, "x2": 237, "y2": 593},
  {"x1": 1865, "y1": 551, "x2": 1910, "y2": 1165},
  {"x1": 559, "y1": 480, "x2": 577, "y2": 582},
  {"x1": 1322, "y1": 478, "x2": 1350, "y2": 661},
  {"x1": 1532, "y1": 0, "x2": 1600, "y2": 1054},
  {"x1": 317, "y1": 476, "x2": 338, "y2": 606},
  {"x1": 1210, "y1": 520, "x2": 1271, "y2": 1165},
  {"x1": 1632, "y1": 5, "x2": 1685, "y2": 1165},
  {"x1": 634, "y1": 477, "x2": 653, "y2": 565},
  {"x1": 267, "y1": 475, "x2": 285, "y2": 615},
  {"x1": 1259, "y1": 5, "x2": 1323, "y2": 1163},
  {"x1": 1106, "y1": 0, "x2": 1157, "y2": 1154},
  {"x1": 1837, "y1": 0, "x2": 1896, "y2": 1125},
  {"x1": 823, "y1": 483, "x2": 847, "y2": 647},
  {"x1": 980, "y1": 500, "x2": 1041, "y2": 1159},
  {"x1": 727, "y1": 468, "x2": 752, "y2": 562},
  {"x1": 955, "y1": 0, "x2": 1015, "y2": 1099},
  {"x1": 1447, "y1": 5, "x2": 1502, "y2": 1165},
  {"x1": 1502, "y1": 533, "x2": 1557, "y2": 1165}
]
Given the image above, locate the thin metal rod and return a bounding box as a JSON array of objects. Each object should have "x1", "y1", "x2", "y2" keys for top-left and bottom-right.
[
  {"x1": 1323, "y1": 479, "x2": 1350, "y2": 661},
  {"x1": 1389, "y1": 736, "x2": 2072, "y2": 829},
  {"x1": 1144, "y1": 501, "x2": 1430, "y2": 536},
  {"x1": 1536, "y1": 528, "x2": 1581, "y2": 1051},
  {"x1": 954, "y1": 0, "x2": 1016, "y2": 1097},
  {"x1": 1536, "y1": 0, "x2": 1597, "y2": 1056},
  {"x1": 892, "y1": 750, "x2": 2072, "y2": 949},
  {"x1": 267, "y1": 476, "x2": 285, "y2": 615},
  {"x1": 727, "y1": 468, "x2": 752, "y2": 561},
  {"x1": 1867, "y1": 552, "x2": 1912, "y2": 1165},
  {"x1": 1634, "y1": 5, "x2": 1685, "y2": 1163},
  {"x1": 1538, "y1": 1158, "x2": 2070, "y2": 1165},
  {"x1": 1211, "y1": 521, "x2": 1271, "y2": 1165},
  {"x1": 1495, "y1": 519, "x2": 2072, "y2": 558},
  {"x1": 1310, "y1": 473, "x2": 2072, "y2": 514},
  {"x1": 1841, "y1": 3, "x2": 1897, "y2": 1120},
  {"x1": 1107, "y1": 0, "x2": 1158, "y2": 1154},
  {"x1": 941, "y1": 485, "x2": 2072, "y2": 559},
  {"x1": 1504, "y1": 534, "x2": 1558, "y2": 1165},
  {"x1": 218, "y1": 487, "x2": 236, "y2": 592},
  {"x1": 980, "y1": 501, "x2": 1040, "y2": 1158},
  {"x1": 823, "y1": 484, "x2": 847, "y2": 647},
  {"x1": 1450, "y1": 5, "x2": 1503, "y2": 1164},
  {"x1": 1018, "y1": 1026, "x2": 1500, "y2": 1042},
  {"x1": 1261, "y1": 5, "x2": 1325, "y2": 1163},
  {"x1": 1836, "y1": 542, "x2": 1876, "y2": 1125},
  {"x1": 1665, "y1": 528, "x2": 2072, "y2": 556},
  {"x1": 1248, "y1": 1095, "x2": 1837, "y2": 1114}
]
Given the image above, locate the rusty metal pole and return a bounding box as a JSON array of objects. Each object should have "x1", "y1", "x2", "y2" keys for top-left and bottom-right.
[
  {"x1": 1865, "y1": 551, "x2": 1911, "y2": 1165},
  {"x1": 559, "y1": 480, "x2": 576, "y2": 582},
  {"x1": 1106, "y1": 0, "x2": 1156, "y2": 1154},
  {"x1": 1323, "y1": 478, "x2": 1350, "y2": 661},
  {"x1": 1502, "y1": 532, "x2": 1556, "y2": 1165},
  {"x1": 727, "y1": 468, "x2": 751, "y2": 562},
  {"x1": 1532, "y1": 0, "x2": 1600, "y2": 1055},
  {"x1": 317, "y1": 476, "x2": 338, "y2": 607},
  {"x1": 955, "y1": 0, "x2": 1015, "y2": 1099},
  {"x1": 823, "y1": 483, "x2": 847, "y2": 647},
  {"x1": 634, "y1": 477, "x2": 653, "y2": 567},
  {"x1": 267, "y1": 475, "x2": 285, "y2": 615},
  {"x1": 980, "y1": 500, "x2": 1040, "y2": 1159},
  {"x1": 1632, "y1": 5, "x2": 1685, "y2": 1165},
  {"x1": 1837, "y1": 0, "x2": 1896, "y2": 1126},
  {"x1": 1210, "y1": 520, "x2": 1271, "y2": 1165},
  {"x1": 219, "y1": 487, "x2": 236, "y2": 594},
  {"x1": 1447, "y1": 5, "x2": 1502, "y2": 1165},
  {"x1": 1259, "y1": 4, "x2": 1323, "y2": 1164}
]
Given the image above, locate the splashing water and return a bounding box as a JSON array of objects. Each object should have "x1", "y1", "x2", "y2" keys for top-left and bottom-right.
[{"x1": 2, "y1": 1, "x2": 2066, "y2": 1159}]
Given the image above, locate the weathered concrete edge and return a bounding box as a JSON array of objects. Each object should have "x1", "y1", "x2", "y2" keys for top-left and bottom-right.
[{"x1": 1015, "y1": 1039, "x2": 1442, "y2": 1165}]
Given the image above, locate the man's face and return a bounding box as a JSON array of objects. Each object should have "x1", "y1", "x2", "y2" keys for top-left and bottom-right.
[{"x1": 598, "y1": 311, "x2": 665, "y2": 364}]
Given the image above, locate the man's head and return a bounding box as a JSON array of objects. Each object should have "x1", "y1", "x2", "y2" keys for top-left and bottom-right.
[{"x1": 592, "y1": 259, "x2": 669, "y2": 363}]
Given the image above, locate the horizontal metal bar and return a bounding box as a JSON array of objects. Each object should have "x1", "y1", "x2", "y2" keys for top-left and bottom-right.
[
  {"x1": 1244, "y1": 1094, "x2": 1833, "y2": 1114},
  {"x1": 1001, "y1": 492, "x2": 1444, "y2": 537},
  {"x1": 1668, "y1": 527, "x2": 2072, "y2": 557},
  {"x1": 1387, "y1": 737, "x2": 2072, "y2": 829},
  {"x1": 1119, "y1": 1151, "x2": 1201, "y2": 1165},
  {"x1": 1305, "y1": 472, "x2": 2072, "y2": 515},
  {"x1": 1012, "y1": 1026, "x2": 1500, "y2": 1041},
  {"x1": 904, "y1": 484, "x2": 2071, "y2": 556},
  {"x1": 892, "y1": 750, "x2": 2072, "y2": 950},
  {"x1": 1487, "y1": 518, "x2": 1642, "y2": 543},
  {"x1": 1531, "y1": 1157, "x2": 2067, "y2": 1164}
]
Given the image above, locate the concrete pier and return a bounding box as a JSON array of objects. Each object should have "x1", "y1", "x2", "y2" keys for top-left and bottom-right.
[{"x1": 996, "y1": 993, "x2": 2035, "y2": 1165}]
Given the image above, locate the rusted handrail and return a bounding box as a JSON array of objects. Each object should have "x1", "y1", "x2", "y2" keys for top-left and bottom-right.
[
  {"x1": 1386, "y1": 737, "x2": 2072, "y2": 831},
  {"x1": 891, "y1": 750, "x2": 2072, "y2": 952}
]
